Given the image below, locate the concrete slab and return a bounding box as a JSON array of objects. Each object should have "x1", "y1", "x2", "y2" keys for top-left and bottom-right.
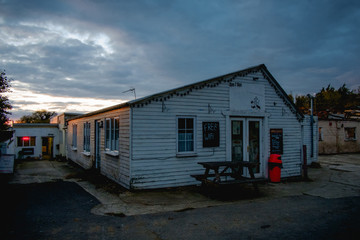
[{"x1": 6, "y1": 153, "x2": 360, "y2": 217}]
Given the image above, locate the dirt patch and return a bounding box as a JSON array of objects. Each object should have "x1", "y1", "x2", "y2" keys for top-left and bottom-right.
[{"x1": 64, "y1": 162, "x2": 127, "y2": 195}]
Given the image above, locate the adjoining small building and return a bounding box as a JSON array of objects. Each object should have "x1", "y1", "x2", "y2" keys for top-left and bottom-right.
[
  {"x1": 66, "y1": 64, "x2": 318, "y2": 189},
  {"x1": 50, "y1": 112, "x2": 82, "y2": 158},
  {"x1": 12, "y1": 123, "x2": 60, "y2": 160},
  {"x1": 318, "y1": 119, "x2": 360, "y2": 154}
]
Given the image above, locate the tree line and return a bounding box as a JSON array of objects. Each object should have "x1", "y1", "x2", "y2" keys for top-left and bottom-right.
[{"x1": 289, "y1": 84, "x2": 360, "y2": 116}]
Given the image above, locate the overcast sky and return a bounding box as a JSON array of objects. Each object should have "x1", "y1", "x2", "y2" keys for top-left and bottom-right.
[{"x1": 1, "y1": 0, "x2": 360, "y2": 120}]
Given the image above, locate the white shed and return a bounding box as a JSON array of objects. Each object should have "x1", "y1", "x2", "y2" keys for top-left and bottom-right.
[
  {"x1": 67, "y1": 64, "x2": 314, "y2": 189},
  {"x1": 13, "y1": 123, "x2": 60, "y2": 160}
]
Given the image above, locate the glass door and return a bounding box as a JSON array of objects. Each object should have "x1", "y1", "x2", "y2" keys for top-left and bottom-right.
[
  {"x1": 248, "y1": 120, "x2": 261, "y2": 174},
  {"x1": 230, "y1": 118, "x2": 263, "y2": 177},
  {"x1": 231, "y1": 120, "x2": 244, "y2": 163}
]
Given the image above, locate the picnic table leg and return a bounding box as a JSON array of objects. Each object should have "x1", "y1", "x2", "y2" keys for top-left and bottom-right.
[
  {"x1": 201, "y1": 167, "x2": 210, "y2": 186},
  {"x1": 248, "y1": 166, "x2": 259, "y2": 192},
  {"x1": 214, "y1": 167, "x2": 221, "y2": 183}
]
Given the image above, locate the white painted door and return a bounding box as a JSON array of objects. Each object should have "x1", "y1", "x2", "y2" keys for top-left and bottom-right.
[{"x1": 230, "y1": 118, "x2": 263, "y2": 177}]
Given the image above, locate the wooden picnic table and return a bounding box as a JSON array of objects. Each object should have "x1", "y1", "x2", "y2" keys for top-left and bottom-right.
[{"x1": 191, "y1": 161, "x2": 266, "y2": 187}]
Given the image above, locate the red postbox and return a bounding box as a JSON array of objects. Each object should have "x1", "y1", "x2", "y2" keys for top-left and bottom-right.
[{"x1": 268, "y1": 154, "x2": 282, "y2": 182}]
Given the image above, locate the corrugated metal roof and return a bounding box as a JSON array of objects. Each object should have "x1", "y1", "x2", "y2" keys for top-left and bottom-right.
[
  {"x1": 13, "y1": 123, "x2": 59, "y2": 128},
  {"x1": 68, "y1": 64, "x2": 303, "y2": 121}
]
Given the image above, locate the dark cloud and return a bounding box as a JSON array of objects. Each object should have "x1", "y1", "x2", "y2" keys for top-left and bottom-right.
[{"x1": 1, "y1": 0, "x2": 360, "y2": 119}]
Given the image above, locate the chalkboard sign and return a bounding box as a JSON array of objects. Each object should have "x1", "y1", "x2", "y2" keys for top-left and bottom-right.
[
  {"x1": 270, "y1": 129, "x2": 283, "y2": 154},
  {"x1": 203, "y1": 122, "x2": 220, "y2": 147}
]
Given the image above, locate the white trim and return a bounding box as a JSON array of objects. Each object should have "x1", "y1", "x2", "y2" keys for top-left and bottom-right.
[
  {"x1": 81, "y1": 151, "x2": 91, "y2": 157},
  {"x1": 105, "y1": 150, "x2": 119, "y2": 157},
  {"x1": 222, "y1": 110, "x2": 269, "y2": 118},
  {"x1": 176, "y1": 115, "x2": 197, "y2": 156}
]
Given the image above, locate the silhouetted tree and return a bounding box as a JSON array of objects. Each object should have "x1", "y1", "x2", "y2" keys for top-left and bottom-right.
[
  {"x1": 292, "y1": 84, "x2": 360, "y2": 115},
  {"x1": 19, "y1": 110, "x2": 57, "y2": 123},
  {"x1": 0, "y1": 70, "x2": 12, "y2": 130}
]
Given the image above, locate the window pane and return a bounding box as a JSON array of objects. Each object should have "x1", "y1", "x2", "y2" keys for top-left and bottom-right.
[
  {"x1": 105, "y1": 119, "x2": 110, "y2": 149},
  {"x1": 110, "y1": 119, "x2": 114, "y2": 150},
  {"x1": 185, "y1": 132, "x2": 193, "y2": 140},
  {"x1": 115, "y1": 119, "x2": 119, "y2": 151},
  {"x1": 115, "y1": 119, "x2": 119, "y2": 140},
  {"x1": 73, "y1": 125, "x2": 77, "y2": 147},
  {"x1": 178, "y1": 118, "x2": 185, "y2": 129},
  {"x1": 178, "y1": 141, "x2": 185, "y2": 152},
  {"x1": 24, "y1": 138, "x2": 30, "y2": 146},
  {"x1": 17, "y1": 137, "x2": 22, "y2": 147},
  {"x1": 186, "y1": 140, "x2": 194, "y2": 152},
  {"x1": 178, "y1": 131, "x2": 186, "y2": 140},
  {"x1": 186, "y1": 118, "x2": 193, "y2": 129},
  {"x1": 30, "y1": 137, "x2": 36, "y2": 146}
]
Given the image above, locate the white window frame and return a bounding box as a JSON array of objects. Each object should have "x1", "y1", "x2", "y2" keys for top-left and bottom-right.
[
  {"x1": 105, "y1": 117, "x2": 119, "y2": 155},
  {"x1": 176, "y1": 116, "x2": 197, "y2": 156},
  {"x1": 83, "y1": 122, "x2": 91, "y2": 153},
  {"x1": 72, "y1": 124, "x2": 77, "y2": 150}
]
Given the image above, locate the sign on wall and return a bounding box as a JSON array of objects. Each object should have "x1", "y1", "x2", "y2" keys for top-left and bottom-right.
[
  {"x1": 203, "y1": 122, "x2": 220, "y2": 147},
  {"x1": 229, "y1": 82, "x2": 265, "y2": 111},
  {"x1": 270, "y1": 129, "x2": 283, "y2": 154}
]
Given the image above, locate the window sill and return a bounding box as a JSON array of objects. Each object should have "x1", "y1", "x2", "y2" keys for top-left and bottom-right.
[
  {"x1": 81, "y1": 151, "x2": 91, "y2": 157},
  {"x1": 71, "y1": 147, "x2": 77, "y2": 151},
  {"x1": 176, "y1": 153, "x2": 198, "y2": 158},
  {"x1": 105, "y1": 150, "x2": 119, "y2": 157}
]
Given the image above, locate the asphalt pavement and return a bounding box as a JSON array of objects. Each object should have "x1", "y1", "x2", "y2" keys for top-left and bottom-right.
[{"x1": 1, "y1": 154, "x2": 360, "y2": 239}]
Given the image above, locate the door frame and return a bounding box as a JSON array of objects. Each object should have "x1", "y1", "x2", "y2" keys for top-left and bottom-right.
[
  {"x1": 41, "y1": 136, "x2": 54, "y2": 160},
  {"x1": 226, "y1": 116, "x2": 264, "y2": 178}
]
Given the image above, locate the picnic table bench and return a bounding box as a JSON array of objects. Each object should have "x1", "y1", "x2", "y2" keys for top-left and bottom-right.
[{"x1": 191, "y1": 161, "x2": 266, "y2": 188}]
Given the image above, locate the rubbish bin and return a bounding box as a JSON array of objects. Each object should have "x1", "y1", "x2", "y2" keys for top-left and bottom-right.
[{"x1": 268, "y1": 154, "x2": 282, "y2": 182}]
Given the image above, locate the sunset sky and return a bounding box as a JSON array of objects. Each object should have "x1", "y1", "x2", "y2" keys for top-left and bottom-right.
[{"x1": 1, "y1": 0, "x2": 359, "y2": 120}]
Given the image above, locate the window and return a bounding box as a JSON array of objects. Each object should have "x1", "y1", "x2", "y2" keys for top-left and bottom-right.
[
  {"x1": 105, "y1": 118, "x2": 119, "y2": 152},
  {"x1": 83, "y1": 122, "x2": 91, "y2": 152},
  {"x1": 17, "y1": 137, "x2": 36, "y2": 147},
  {"x1": 177, "y1": 117, "x2": 195, "y2": 153},
  {"x1": 72, "y1": 124, "x2": 77, "y2": 149},
  {"x1": 345, "y1": 127, "x2": 356, "y2": 141}
]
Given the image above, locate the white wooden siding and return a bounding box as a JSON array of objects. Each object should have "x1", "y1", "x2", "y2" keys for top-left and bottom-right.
[
  {"x1": 66, "y1": 107, "x2": 131, "y2": 188},
  {"x1": 130, "y1": 70, "x2": 303, "y2": 189}
]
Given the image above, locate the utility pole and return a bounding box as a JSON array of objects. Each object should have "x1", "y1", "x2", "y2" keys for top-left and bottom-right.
[{"x1": 307, "y1": 94, "x2": 314, "y2": 158}]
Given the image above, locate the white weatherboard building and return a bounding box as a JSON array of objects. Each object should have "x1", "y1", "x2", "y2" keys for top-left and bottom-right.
[
  {"x1": 66, "y1": 64, "x2": 318, "y2": 189},
  {"x1": 12, "y1": 124, "x2": 60, "y2": 160}
]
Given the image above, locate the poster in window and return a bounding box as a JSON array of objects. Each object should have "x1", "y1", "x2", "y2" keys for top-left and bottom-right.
[
  {"x1": 203, "y1": 122, "x2": 220, "y2": 147},
  {"x1": 270, "y1": 129, "x2": 283, "y2": 154}
]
